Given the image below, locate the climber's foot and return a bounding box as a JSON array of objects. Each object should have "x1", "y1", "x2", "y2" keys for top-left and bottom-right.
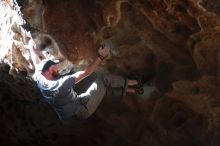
[
  {"x1": 135, "y1": 87, "x2": 144, "y2": 95},
  {"x1": 137, "y1": 76, "x2": 145, "y2": 88}
]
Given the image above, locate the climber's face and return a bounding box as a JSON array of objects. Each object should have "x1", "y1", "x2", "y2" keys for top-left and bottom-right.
[
  {"x1": 48, "y1": 65, "x2": 60, "y2": 78},
  {"x1": 43, "y1": 65, "x2": 60, "y2": 80}
]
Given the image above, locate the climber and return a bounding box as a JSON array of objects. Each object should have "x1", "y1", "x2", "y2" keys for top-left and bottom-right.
[{"x1": 28, "y1": 39, "x2": 144, "y2": 120}]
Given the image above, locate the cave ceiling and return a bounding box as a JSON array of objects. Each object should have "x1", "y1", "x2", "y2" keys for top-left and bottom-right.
[{"x1": 0, "y1": 0, "x2": 220, "y2": 145}]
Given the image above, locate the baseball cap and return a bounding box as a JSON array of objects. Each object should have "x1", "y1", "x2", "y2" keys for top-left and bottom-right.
[{"x1": 38, "y1": 59, "x2": 59, "y2": 73}]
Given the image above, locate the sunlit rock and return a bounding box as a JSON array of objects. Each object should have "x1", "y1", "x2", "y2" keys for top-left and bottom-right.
[{"x1": 1, "y1": 0, "x2": 220, "y2": 145}]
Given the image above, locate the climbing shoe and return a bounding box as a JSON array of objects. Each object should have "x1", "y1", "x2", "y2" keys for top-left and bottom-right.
[
  {"x1": 137, "y1": 76, "x2": 145, "y2": 88},
  {"x1": 135, "y1": 87, "x2": 144, "y2": 95}
]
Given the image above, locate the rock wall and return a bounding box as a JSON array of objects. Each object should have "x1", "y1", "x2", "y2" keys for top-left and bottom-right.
[{"x1": 1, "y1": 0, "x2": 220, "y2": 145}]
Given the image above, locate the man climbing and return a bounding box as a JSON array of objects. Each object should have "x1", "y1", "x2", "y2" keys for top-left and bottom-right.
[{"x1": 29, "y1": 39, "x2": 144, "y2": 120}]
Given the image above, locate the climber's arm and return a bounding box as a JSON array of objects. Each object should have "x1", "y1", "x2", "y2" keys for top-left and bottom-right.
[
  {"x1": 74, "y1": 45, "x2": 110, "y2": 84},
  {"x1": 74, "y1": 57, "x2": 102, "y2": 84}
]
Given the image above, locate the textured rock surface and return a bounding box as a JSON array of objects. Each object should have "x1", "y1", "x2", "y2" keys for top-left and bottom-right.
[{"x1": 1, "y1": 0, "x2": 220, "y2": 145}]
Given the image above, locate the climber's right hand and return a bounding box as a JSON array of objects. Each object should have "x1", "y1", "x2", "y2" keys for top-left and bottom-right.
[{"x1": 98, "y1": 44, "x2": 110, "y2": 58}]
